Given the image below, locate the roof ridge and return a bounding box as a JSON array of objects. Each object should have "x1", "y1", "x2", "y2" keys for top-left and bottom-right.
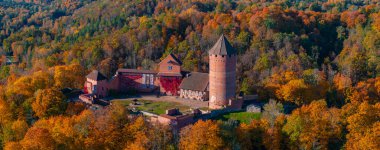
[
  {"x1": 86, "y1": 70, "x2": 107, "y2": 81},
  {"x1": 208, "y1": 34, "x2": 236, "y2": 55}
]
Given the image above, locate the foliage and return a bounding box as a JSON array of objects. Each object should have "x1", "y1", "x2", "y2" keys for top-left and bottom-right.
[
  {"x1": 262, "y1": 99, "x2": 284, "y2": 127},
  {"x1": 344, "y1": 102, "x2": 380, "y2": 150},
  {"x1": 214, "y1": 111, "x2": 261, "y2": 124},
  {"x1": 283, "y1": 100, "x2": 342, "y2": 149},
  {"x1": 180, "y1": 120, "x2": 223, "y2": 150},
  {"x1": 0, "y1": 0, "x2": 380, "y2": 149},
  {"x1": 32, "y1": 88, "x2": 66, "y2": 118}
]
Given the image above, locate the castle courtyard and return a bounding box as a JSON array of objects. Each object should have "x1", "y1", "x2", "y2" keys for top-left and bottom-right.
[{"x1": 111, "y1": 94, "x2": 209, "y2": 114}]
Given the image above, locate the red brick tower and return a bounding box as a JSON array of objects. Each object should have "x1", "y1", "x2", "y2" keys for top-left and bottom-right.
[{"x1": 209, "y1": 35, "x2": 237, "y2": 109}]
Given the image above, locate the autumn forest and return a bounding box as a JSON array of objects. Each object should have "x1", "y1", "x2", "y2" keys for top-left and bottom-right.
[{"x1": 0, "y1": 0, "x2": 379, "y2": 149}]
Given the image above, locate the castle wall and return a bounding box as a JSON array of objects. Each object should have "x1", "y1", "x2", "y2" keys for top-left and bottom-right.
[
  {"x1": 118, "y1": 73, "x2": 157, "y2": 93},
  {"x1": 209, "y1": 54, "x2": 236, "y2": 109},
  {"x1": 179, "y1": 89, "x2": 208, "y2": 101}
]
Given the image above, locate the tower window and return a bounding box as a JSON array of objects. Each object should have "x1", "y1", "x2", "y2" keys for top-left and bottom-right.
[{"x1": 168, "y1": 66, "x2": 173, "y2": 70}]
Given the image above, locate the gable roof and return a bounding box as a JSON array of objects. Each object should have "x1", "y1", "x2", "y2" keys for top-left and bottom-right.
[
  {"x1": 86, "y1": 70, "x2": 107, "y2": 81},
  {"x1": 159, "y1": 53, "x2": 182, "y2": 65},
  {"x1": 208, "y1": 34, "x2": 236, "y2": 55},
  {"x1": 179, "y1": 72, "x2": 209, "y2": 91}
]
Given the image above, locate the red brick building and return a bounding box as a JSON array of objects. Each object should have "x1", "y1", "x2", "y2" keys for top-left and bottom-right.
[
  {"x1": 83, "y1": 53, "x2": 184, "y2": 98},
  {"x1": 82, "y1": 35, "x2": 240, "y2": 110},
  {"x1": 157, "y1": 53, "x2": 183, "y2": 96}
]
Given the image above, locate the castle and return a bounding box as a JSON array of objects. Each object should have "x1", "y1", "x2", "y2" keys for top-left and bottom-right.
[{"x1": 81, "y1": 35, "x2": 241, "y2": 110}]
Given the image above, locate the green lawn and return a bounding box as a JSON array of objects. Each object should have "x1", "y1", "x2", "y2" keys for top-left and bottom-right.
[
  {"x1": 215, "y1": 111, "x2": 261, "y2": 124},
  {"x1": 112, "y1": 99, "x2": 190, "y2": 115}
]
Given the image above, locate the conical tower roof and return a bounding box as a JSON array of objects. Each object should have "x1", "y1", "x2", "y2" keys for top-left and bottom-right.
[{"x1": 208, "y1": 34, "x2": 236, "y2": 55}]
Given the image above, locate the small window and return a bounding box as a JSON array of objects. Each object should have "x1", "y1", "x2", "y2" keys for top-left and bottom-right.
[{"x1": 168, "y1": 66, "x2": 173, "y2": 70}]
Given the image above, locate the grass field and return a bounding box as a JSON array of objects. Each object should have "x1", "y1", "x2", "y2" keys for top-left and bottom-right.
[
  {"x1": 214, "y1": 111, "x2": 261, "y2": 124},
  {"x1": 112, "y1": 99, "x2": 190, "y2": 115}
]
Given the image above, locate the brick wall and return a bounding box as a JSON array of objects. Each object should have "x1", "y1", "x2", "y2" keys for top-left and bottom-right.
[{"x1": 209, "y1": 54, "x2": 237, "y2": 109}]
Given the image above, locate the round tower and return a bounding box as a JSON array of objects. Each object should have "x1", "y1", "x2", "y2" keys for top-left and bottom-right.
[{"x1": 208, "y1": 35, "x2": 237, "y2": 109}]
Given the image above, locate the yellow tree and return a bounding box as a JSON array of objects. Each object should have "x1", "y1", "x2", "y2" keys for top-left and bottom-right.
[
  {"x1": 4, "y1": 141, "x2": 22, "y2": 150},
  {"x1": 345, "y1": 102, "x2": 380, "y2": 150},
  {"x1": 6, "y1": 76, "x2": 34, "y2": 99},
  {"x1": 277, "y1": 79, "x2": 309, "y2": 105},
  {"x1": 32, "y1": 116, "x2": 79, "y2": 149},
  {"x1": 124, "y1": 117, "x2": 150, "y2": 150},
  {"x1": 124, "y1": 116, "x2": 174, "y2": 150},
  {"x1": 275, "y1": 70, "x2": 328, "y2": 105},
  {"x1": 84, "y1": 104, "x2": 129, "y2": 149},
  {"x1": 348, "y1": 77, "x2": 380, "y2": 104},
  {"x1": 54, "y1": 64, "x2": 85, "y2": 89},
  {"x1": 264, "y1": 71, "x2": 298, "y2": 99},
  {"x1": 31, "y1": 71, "x2": 54, "y2": 90},
  {"x1": 20, "y1": 127, "x2": 56, "y2": 150},
  {"x1": 0, "y1": 98, "x2": 12, "y2": 126},
  {"x1": 283, "y1": 100, "x2": 342, "y2": 149},
  {"x1": 11, "y1": 120, "x2": 29, "y2": 141},
  {"x1": 179, "y1": 120, "x2": 223, "y2": 150},
  {"x1": 32, "y1": 88, "x2": 66, "y2": 118}
]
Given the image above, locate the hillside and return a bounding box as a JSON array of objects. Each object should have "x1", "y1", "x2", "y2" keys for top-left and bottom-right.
[{"x1": 0, "y1": 0, "x2": 379, "y2": 149}]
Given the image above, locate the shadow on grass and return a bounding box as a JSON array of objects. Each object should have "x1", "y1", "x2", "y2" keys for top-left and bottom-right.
[{"x1": 212, "y1": 110, "x2": 261, "y2": 124}]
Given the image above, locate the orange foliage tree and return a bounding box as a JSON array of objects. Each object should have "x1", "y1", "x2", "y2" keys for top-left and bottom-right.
[
  {"x1": 179, "y1": 120, "x2": 223, "y2": 150},
  {"x1": 283, "y1": 100, "x2": 342, "y2": 149},
  {"x1": 20, "y1": 127, "x2": 56, "y2": 150},
  {"x1": 32, "y1": 88, "x2": 66, "y2": 118},
  {"x1": 344, "y1": 102, "x2": 380, "y2": 150}
]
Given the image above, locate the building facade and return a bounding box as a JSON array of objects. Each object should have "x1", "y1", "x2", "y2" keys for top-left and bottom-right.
[
  {"x1": 83, "y1": 53, "x2": 184, "y2": 98},
  {"x1": 81, "y1": 35, "x2": 239, "y2": 110},
  {"x1": 179, "y1": 72, "x2": 209, "y2": 101},
  {"x1": 157, "y1": 53, "x2": 183, "y2": 96}
]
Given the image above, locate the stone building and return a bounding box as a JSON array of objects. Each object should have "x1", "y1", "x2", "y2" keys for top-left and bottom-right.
[
  {"x1": 208, "y1": 34, "x2": 237, "y2": 109},
  {"x1": 179, "y1": 72, "x2": 209, "y2": 101}
]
